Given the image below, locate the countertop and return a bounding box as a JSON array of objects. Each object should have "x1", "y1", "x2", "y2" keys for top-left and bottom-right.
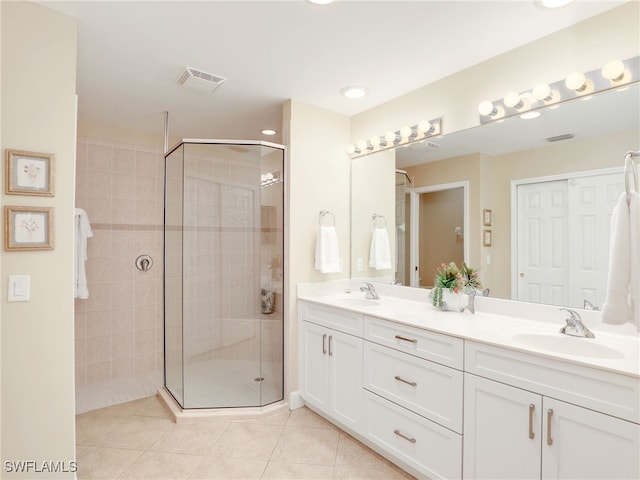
[{"x1": 298, "y1": 281, "x2": 640, "y2": 379}]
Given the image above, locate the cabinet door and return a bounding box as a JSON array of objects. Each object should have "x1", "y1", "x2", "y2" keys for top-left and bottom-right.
[
  {"x1": 328, "y1": 329, "x2": 363, "y2": 431},
  {"x1": 463, "y1": 374, "x2": 542, "y2": 480},
  {"x1": 300, "y1": 321, "x2": 330, "y2": 412},
  {"x1": 542, "y1": 397, "x2": 640, "y2": 480}
]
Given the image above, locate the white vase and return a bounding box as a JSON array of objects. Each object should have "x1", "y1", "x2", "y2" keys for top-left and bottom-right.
[{"x1": 430, "y1": 287, "x2": 468, "y2": 312}]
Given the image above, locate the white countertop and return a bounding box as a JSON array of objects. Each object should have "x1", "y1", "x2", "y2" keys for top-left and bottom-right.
[{"x1": 298, "y1": 280, "x2": 640, "y2": 379}]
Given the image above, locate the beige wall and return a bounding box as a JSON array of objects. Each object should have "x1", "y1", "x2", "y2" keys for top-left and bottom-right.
[
  {"x1": 1, "y1": 2, "x2": 77, "y2": 476},
  {"x1": 351, "y1": 149, "x2": 395, "y2": 280},
  {"x1": 350, "y1": 2, "x2": 640, "y2": 142},
  {"x1": 284, "y1": 100, "x2": 350, "y2": 394}
]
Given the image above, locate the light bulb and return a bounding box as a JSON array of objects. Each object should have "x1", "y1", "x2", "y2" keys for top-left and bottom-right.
[
  {"x1": 370, "y1": 136, "x2": 381, "y2": 148},
  {"x1": 565, "y1": 72, "x2": 587, "y2": 91},
  {"x1": 265, "y1": 172, "x2": 274, "y2": 180},
  {"x1": 400, "y1": 126, "x2": 412, "y2": 138},
  {"x1": 602, "y1": 60, "x2": 625, "y2": 82},
  {"x1": 345, "y1": 144, "x2": 357, "y2": 154},
  {"x1": 504, "y1": 91, "x2": 523, "y2": 109},
  {"x1": 417, "y1": 120, "x2": 433, "y2": 134},
  {"x1": 357, "y1": 140, "x2": 369, "y2": 151},
  {"x1": 478, "y1": 100, "x2": 496, "y2": 116},
  {"x1": 533, "y1": 83, "x2": 553, "y2": 101},
  {"x1": 385, "y1": 131, "x2": 397, "y2": 143}
]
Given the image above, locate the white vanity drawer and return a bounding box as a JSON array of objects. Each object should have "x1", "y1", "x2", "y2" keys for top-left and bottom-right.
[
  {"x1": 364, "y1": 341, "x2": 463, "y2": 433},
  {"x1": 364, "y1": 316, "x2": 463, "y2": 369},
  {"x1": 465, "y1": 341, "x2": 640, "y2": 424},
  {"x1": 299, "y1": 301, "x2": 363, "y2": 336},
  {"x1": 364, "y1": 390, "x2": 462, "y2": 480}
]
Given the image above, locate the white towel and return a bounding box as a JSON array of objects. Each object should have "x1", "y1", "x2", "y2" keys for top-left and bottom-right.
[
  {"x1": 601, "y1": 191, "x2": 637, "y2": 328},
  {"x1": 315, "y1": 225, "x2": 342, "y2": 273},
  {"x1": 74, "y1": 208, "x2": 93, "y2": 299},
  {"x1": 369, "y1": 227, "x2": 392, "y2": 270},
  {"x1": 630, "y1": 191, "x2": 639, "y2": 331}
]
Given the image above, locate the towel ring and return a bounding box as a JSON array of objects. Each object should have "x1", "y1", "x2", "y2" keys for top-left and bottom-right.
[
  {"x1": 372, "y1": 214, "x2": 387, "y2": 228},
  {"x1": 319, "y1": 210, "x2": 335, "y2": 226}
]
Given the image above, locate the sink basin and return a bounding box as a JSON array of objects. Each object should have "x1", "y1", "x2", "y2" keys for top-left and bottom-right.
[{"x1": 512, "y1": 333, "x2": 624, "y2": 359}]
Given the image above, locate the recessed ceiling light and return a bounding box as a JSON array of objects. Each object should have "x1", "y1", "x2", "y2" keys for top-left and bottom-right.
[
  {"x1": 261, "y1": 129, "x2": 277, "y2": 136},
  {"x1": 340, "y1": 86, "x2": 368, "y2": 99}
]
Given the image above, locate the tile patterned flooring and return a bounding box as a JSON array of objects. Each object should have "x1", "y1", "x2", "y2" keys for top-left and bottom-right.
[{"x1": 76, "y1": 395, "x2": 416, "y2": 479}]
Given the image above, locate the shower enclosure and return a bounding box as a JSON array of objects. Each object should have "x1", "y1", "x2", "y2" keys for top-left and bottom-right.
[{"x1": 164, "y1": 140, "x2": 284, "y2": 409}]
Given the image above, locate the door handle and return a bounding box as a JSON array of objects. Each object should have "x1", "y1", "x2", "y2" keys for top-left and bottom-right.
[
  {"x1": 328, "y1": 335, "x2": 333, "y2": 356},
  {"x1": 528, "y1": 403, "x2": 535, "y2": 440},
  {"x1": 322, "y1": 334, "x2": 327, "y2": 355},
  {"x1": 547, "y1": 408, "x2": 554, "y2": 446},
  {"x1": 394, "y1": 429, "x2": 417, "y2": 443},
  {"x1": 394, "y1": 375, "x2": 417, "y2": 387},
  {"x1": 394, "y1": 335, "x2": 417, "y2": 344}
]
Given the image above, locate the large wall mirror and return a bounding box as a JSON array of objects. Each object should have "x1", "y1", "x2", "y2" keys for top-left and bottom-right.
[{"x1": 351, "y1": 82, "x2": 639, "y2": 309}]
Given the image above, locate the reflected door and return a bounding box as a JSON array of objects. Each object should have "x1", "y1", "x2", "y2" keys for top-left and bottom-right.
[{"x1": 516, "y1": 172, "x2": 624, "y2": 308}]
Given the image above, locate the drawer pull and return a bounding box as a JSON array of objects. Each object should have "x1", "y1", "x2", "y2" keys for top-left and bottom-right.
[
  {"x1": 394, "y1": 429, "x2": 417, "y2": 444},
  {"x1": 322, "y1": 334, "x2": 327, "y2": 355},
  {"x1": 394, "y1": 335, "x2": 417, "y2": 344},
  {"x1": 547, "y1": 409, "x2": 554, "y2": 446},
  {"x1": 528, "y1": 403, "x2": 535, "y2": 440},
  {"x1": 394, "y1": 375, "x2": 417, "y2": 387},
  {"x1": 328, "y1": 335, "x2": 333, "y2": 356}
]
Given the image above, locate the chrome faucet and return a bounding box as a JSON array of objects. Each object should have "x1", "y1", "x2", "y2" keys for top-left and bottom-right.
[
  {"x1": 559, "y1": 308, "x2": 595, "y2": 338},
  {"x1": 360, "y1": 282, "x2": 380, "y2": 300}
]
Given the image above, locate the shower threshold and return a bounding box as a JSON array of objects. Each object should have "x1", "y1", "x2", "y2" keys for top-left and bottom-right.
[{"x1": 156, "y1": 387, "x2": 289, "y2": 423}]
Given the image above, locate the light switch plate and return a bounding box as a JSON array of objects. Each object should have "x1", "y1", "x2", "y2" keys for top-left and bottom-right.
[{"x1": 8, "y1": 275, "x2": 30, "y2": 302}]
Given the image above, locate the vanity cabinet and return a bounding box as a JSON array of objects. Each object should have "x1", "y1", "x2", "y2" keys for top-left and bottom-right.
[
  {"x1": 298, "y1": 302, "x2": 363, "y2": 431},
  {"x1": 464, "y1": 342, "x2": 640, "y2": 480}
]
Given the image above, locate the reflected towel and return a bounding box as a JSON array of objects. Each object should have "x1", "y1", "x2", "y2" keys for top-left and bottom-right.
[
  {"x1": 601, "y1": 192, "x2": 637, "y2": 328},
  {"x1": 315, "y1": 225, "x2": 342, "y2": 273},
  {"x1": 630, "y1": 192, "x2": 639, "y2": 331},
  {"x1": 74, "y1": 208, "x2": 93, "y2": 299},
  {"x1": 369, "y1": 227, "x2": 392, "y2": 270}
]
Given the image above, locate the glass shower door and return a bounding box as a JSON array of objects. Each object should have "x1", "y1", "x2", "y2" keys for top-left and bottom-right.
[{"x1": 164, "y1": 140, "x2": 284, "y2": 409}]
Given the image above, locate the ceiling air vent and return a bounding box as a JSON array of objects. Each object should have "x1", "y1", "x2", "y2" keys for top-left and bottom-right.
[
  {"x1": 177, "y1": 66, "x2": 226, "y2": 94},
  {"x1": 546, "y1": 133, "x2": 575, "y2": 143}
]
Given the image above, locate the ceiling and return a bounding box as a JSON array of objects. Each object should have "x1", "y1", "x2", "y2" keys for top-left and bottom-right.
[{"x1": 38, "y1": 0, "x2": 626, "y2": 145}]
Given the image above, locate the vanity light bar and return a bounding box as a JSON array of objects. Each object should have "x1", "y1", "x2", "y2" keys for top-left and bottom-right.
[
  {"x1": 346, "y1": 118, "x2": 442, "y2": 158},
  {"x1": 478, "y1": 55, "x2": 639, "y2": 124}
]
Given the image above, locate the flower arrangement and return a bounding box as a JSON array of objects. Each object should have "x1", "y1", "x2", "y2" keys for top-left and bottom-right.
[{"x1": 431, "y1": 261, "x2": 482, "y2": 309}]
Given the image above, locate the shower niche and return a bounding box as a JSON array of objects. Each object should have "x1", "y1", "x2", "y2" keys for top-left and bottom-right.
[{"x1": 164, "y1": 140, "x2": 284, "y2": 409}]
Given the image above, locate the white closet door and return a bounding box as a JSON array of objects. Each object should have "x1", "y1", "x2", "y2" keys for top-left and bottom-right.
[
  {"x1": 516, "y1": 180, "x2": 569, "y2": 306},
  {"x1": 567, "y1": 173, "x2": 624, "y2": 309}
]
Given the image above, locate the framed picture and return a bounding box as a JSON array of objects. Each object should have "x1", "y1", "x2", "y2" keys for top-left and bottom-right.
[
  {"x1": 4, "y1": 206, "x2": 54, "y2": 251},
  {"x1": 483, "y1": 229, "x2": 492, "y2": 247},
  {"x1": 5, "y1": 149, "x2": 54, "y2": 196},
  {"x1": 482, "y1": 208, "x2": 492, "y2": 226}
]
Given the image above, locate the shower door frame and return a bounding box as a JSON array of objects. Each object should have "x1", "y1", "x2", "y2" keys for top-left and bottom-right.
[{"x1": 163, "y1": 138, "x2": 286, "y2": 410}]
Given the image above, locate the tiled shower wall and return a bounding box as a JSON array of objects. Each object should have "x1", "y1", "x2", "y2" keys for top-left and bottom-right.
[{"x1": 74, "y1": 138, "x2": 164, "y2": 386}]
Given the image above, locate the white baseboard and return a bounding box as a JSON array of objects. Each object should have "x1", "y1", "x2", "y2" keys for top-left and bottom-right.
[{"x1": 288, "y1": 390, "x2": 305, "y2": 410}]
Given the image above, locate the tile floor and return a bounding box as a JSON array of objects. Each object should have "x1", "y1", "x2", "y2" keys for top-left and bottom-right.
[{"x1": 75, "y1": 395, "x2": 416, "y2": 479}]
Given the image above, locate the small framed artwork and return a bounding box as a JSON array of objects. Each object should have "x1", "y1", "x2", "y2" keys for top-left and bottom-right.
[
  {"x1": 4, "y1": 206, "x2": 54, "y2": 251},
  {"x1": 482, "y1": 208, "x2": 492, "y2": 226},
  {"x1": 483, "y1": 229, "x2": 492, "y2": 247},
  {"x1": 5, "y1": 149, "x2": 55, "y2": 196}
]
